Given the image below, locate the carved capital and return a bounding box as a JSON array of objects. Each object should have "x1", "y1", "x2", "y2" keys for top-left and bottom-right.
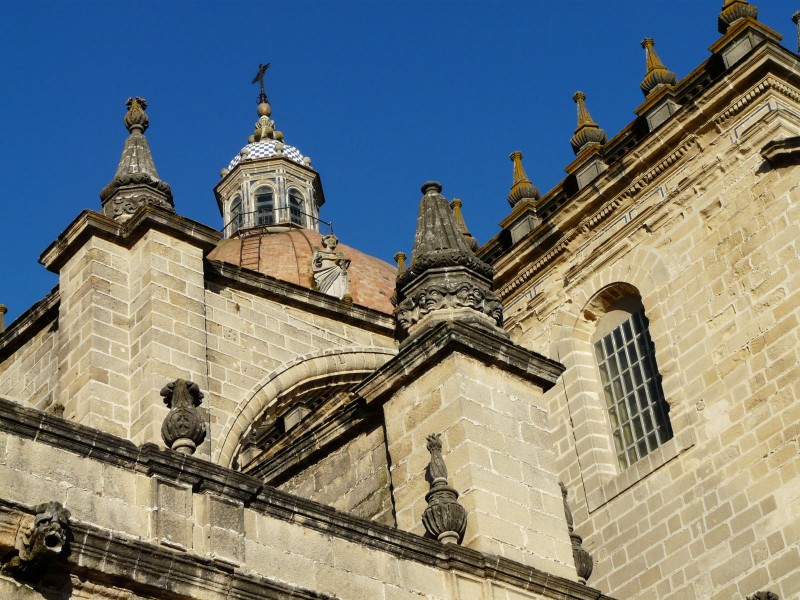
[{"x1": 161, "y1": 379, "x2": 207, "y2": 454}]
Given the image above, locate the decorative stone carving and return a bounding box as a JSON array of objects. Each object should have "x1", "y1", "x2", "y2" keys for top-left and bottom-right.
[
  {"x1": 507, "y1": 151, "x2": 540, "y2": 207},
  {"x1": 100, "y1": 97, "x2": 174, "y2": 220},
  {"x1": 718, "y1": 0, "x2": 758, "y2": 34},
  {"x1": 560, "y1": 482, "x2": 594, "y2": 583},
  {"x1": 396, "y1": 280, "x2": 503, "y2": 332},
  {"x1": 640, "y1": 38, "x2": 677, "y2": 97},
  {"x1": 421, "y1": 434, "x2": 467, "y2": 544},
  {"x1": 1, "y1": 501, "x2": 71, "y2": 577},
  {"x1": 746, "y1": 592, "x2": 779, "y2": 600},
  {"x1": 570, "y1": 91, "x2": 607, "y2": 155},
  {"x1": 312, "y1": 234, "x2": 351, "y2": 299},
  {"x1": 161, "y1": 379, "x2": 207, "y2": 455}
]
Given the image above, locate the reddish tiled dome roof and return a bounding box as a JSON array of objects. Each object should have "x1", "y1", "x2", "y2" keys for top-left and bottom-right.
[{"x1": 207, "y1": 229, "x2": 396, "y2": 315}]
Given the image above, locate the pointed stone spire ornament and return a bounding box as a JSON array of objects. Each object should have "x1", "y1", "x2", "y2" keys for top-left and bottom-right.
[
  {"x1": 450, "y1": 199, "x2": 479, "y2": 252},
  {"x1": 640, "y1": 38, "x2": 678, "y2": 97},
  {"x1": 570, "y1": 92, "x2": 607, "y2": 155},
  {"x1": 395, "y1": 182, "x2": 505, "y2": 343},
  {"x1": 99, "y1": 97, "x2": 174, "y2": 221},
  {"x1": 718, "y1": 0, "x2": 759, "y2": 34},
  {"x1": 560, "y1": 482, "x2": 594, "y2": 583},
  {"x1": 422, "y1": 434, "x2": 467, "y2": 545},
  {"x1": 507, "y1": 151, "x2": 540, "y2": 207},
  {"x1": 161, "y1": 379, "x2": 207, "y2": 455},
  {"x1": 793, "y1": 11, "x2": 800, "y2": 54}
]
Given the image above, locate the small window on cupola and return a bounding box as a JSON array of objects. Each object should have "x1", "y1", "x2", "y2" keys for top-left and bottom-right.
[
  {"x1": 229, "y1": 196, "x2": 242, "y2": 237},
  {"x1": 289, "y1": 188, "x2": 304, "y2": 226},
  {"x1": 255, "y1": 186, "x2": 275, "y2": 226}
]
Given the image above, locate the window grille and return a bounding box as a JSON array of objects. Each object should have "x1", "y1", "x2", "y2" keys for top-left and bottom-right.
[
  {"x1": 255, "y1": 189, "x2": 274, "y2": 226},
  {"x1": 289, "y1": 189, "x2": 303, "y2": 226},
  {"x1": 594, "y1": 309, "x2": 673, "y2": 469},
  {"x1": 230, "y1": 197, "x2": 242, "y2": 236}
]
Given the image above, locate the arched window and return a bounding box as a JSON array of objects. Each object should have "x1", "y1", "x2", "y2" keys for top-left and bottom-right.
[
  {"x1": 288, "y1": 188, "x2": 304, "y2": 226},
  {"x1": 592, "y1": 296, "x2": 673, "y2": 469},
  {"x1": 229, "y1": 196, "x2": 242, "y2": 237},
  {"x1": 255, "y1": 187, "x2": 275, "y2": 226}
]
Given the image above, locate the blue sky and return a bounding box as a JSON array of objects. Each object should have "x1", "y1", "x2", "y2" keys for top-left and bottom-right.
[{"x1": 1, "y1": 1, "x2": 796, "y2": 324}]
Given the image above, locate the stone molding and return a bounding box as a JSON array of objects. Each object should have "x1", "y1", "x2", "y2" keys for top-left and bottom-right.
[
  {"x1": 0, "y1": 499, "x2": 329, "y2": 600},
  {"x1": 0, "y1": 288, "x2": 59, "y2": 362},
  {"x1": 355, "y1": 320, "x2": 565, "y2": 405},
  {"x1": 0, "y1": 397, "x2": 614, "y2": 600},
  {"x1": 39, "y1": 205, "x2": 220, "y2": 274},
  {"x1": 206, "y1": 260, "x2": 394, "y2": 336},
  {"x1": 216, "y1": 346, "x2": 397, "y2": 467}
]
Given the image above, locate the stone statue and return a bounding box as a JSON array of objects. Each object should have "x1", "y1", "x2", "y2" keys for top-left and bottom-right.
[{"x1": 312, "y1": 235, "x2": 351, "y2": 300}]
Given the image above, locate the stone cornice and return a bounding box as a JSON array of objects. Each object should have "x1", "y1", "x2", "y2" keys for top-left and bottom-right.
[
  {"x1": 0, "y1": 397, "x2": 614, "y2": 600},
  {"x1": 486, "y1": 32, "x2": 797, "y2": 277},
  {"x1": 0, "y1": 288, "x2": 59, "y2": 363},
  {"x1": 355, "y1": 320, "x2": 565, "y2": 404},
  {"x1": 0, "y1": 499, "x2": 329, "y2": 600},
  {"x1": 205, "y1": 260, "x2": 395, "y2": 336},
  {"x1": 39, "y1": 205, "x2": 221, "y2": 274}
]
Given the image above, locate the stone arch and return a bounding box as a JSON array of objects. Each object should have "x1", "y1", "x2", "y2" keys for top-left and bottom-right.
[
  {"x1": 214, "y1": 346, "x2": 397, "y2": 467},
  {"x1": 543, "y1": 245, "x2": 680, "y2": 508}
]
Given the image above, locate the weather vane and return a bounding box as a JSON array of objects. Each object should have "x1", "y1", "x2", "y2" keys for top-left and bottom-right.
[{"x1": 252, "y1": 63, "x2": 271, "y2": 103}]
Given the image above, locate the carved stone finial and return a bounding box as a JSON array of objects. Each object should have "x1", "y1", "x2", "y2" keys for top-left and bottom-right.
[
  {"x1": 124, "y1": 97, "x2": 149, "y2": 133},
  {"x1": 160, "y1": 379, "x2": 206, "y2": 454},
  {"x1": 450, "y1": 199, "x2": 479, "y2": 252},
  {"x1": 0, "y1": 304, "x2": 7, "y2": 333},
  {"x1": 422, "y1": 434, "x2": 467, "y2": 545},
  {"x1": 560, "y1": 482, "x2": 594, "y2": 583},
  {"x1": 718, "y1": 0, "x2": 759, "y2": 34},
  {"x1": 507, "y1": 151, "x2": 540, "y2": 207},
  {"x1": 793, "y1": 11, "x2": 800, "y2": 54},
  {"x1": 746, "y1": 592, "x2": 779, "y2": 600},
  {"x1": 1, "y1": 501, "x2": 71, "y2": 578},
  {"x1": 395, "y1": 182, "x2": 505, "y2": 343},
  {"x1": 312, "y1": 234, "x2": 351, "y2": 300},
  {"x1": 640, "y1": 38, "x2": 678, "y2": 97},
  {"x1": 570, "y1": 91, "x2": 607, "y2": 155},
  {"x1": 394, "y1": 251, "x2": 407, "y2": 275},
  {"x1": 100, "y1": 97, "x2": 174, "y2": 220}
]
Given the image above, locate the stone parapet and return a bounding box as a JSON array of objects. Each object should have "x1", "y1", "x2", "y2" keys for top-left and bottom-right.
[{"x1": 0, "y1": 396, "x2": 615, "y2": 600}]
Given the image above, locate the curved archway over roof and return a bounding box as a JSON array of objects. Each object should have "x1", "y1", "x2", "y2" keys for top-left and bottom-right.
[{"x1": 214, "y1": 346, "x2": 397, "y2": 467}]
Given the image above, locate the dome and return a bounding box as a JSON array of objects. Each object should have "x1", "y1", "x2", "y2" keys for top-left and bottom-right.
[
  {"x1": 207, "y1": 229, "x2": 397, "y2": 315},
  {"x1": 227, "y1": 140, "x2": 306, "y2": 171}
]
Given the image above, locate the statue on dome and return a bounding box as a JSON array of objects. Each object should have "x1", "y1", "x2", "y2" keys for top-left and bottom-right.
[{"x1": 312, "y1": 235, "x2": 351, "y2": 300}]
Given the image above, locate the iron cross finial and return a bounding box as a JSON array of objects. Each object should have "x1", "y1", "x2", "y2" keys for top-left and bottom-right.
[{"x1": 252, "y1": 63, "x2": 271, "y2": 103}]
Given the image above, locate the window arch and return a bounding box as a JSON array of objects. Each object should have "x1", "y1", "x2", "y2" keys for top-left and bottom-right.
[
  {"x1": 229, "y1": 196, "x2": 242, "y2": 237},
  {"x1": 591, "y1": 295, "x2": 673, "y2": 469},
  {"x1": 288, "y1": 188, "x2": 304, "y2": 226},
  {"x1": 255, "y1": 186, "x2": 275, "y2": 226}
]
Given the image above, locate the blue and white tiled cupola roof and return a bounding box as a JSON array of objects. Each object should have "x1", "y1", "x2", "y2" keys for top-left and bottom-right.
[{"x1": 227, "y1": 139, "x2": 306, "y2": 170}]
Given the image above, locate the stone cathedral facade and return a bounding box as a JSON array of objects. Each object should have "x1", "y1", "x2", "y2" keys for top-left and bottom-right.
[{"x1": 0, "y1": 3, "x2": 797, "y2": 599}]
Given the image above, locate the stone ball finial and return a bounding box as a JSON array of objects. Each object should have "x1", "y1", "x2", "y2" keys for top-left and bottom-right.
[
  {"x1": 421, "y1": 181, "x2": 443, "y2": 195},
  {"x1": 257, "y1": 101, "x2": 272, "y2": 117}
]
